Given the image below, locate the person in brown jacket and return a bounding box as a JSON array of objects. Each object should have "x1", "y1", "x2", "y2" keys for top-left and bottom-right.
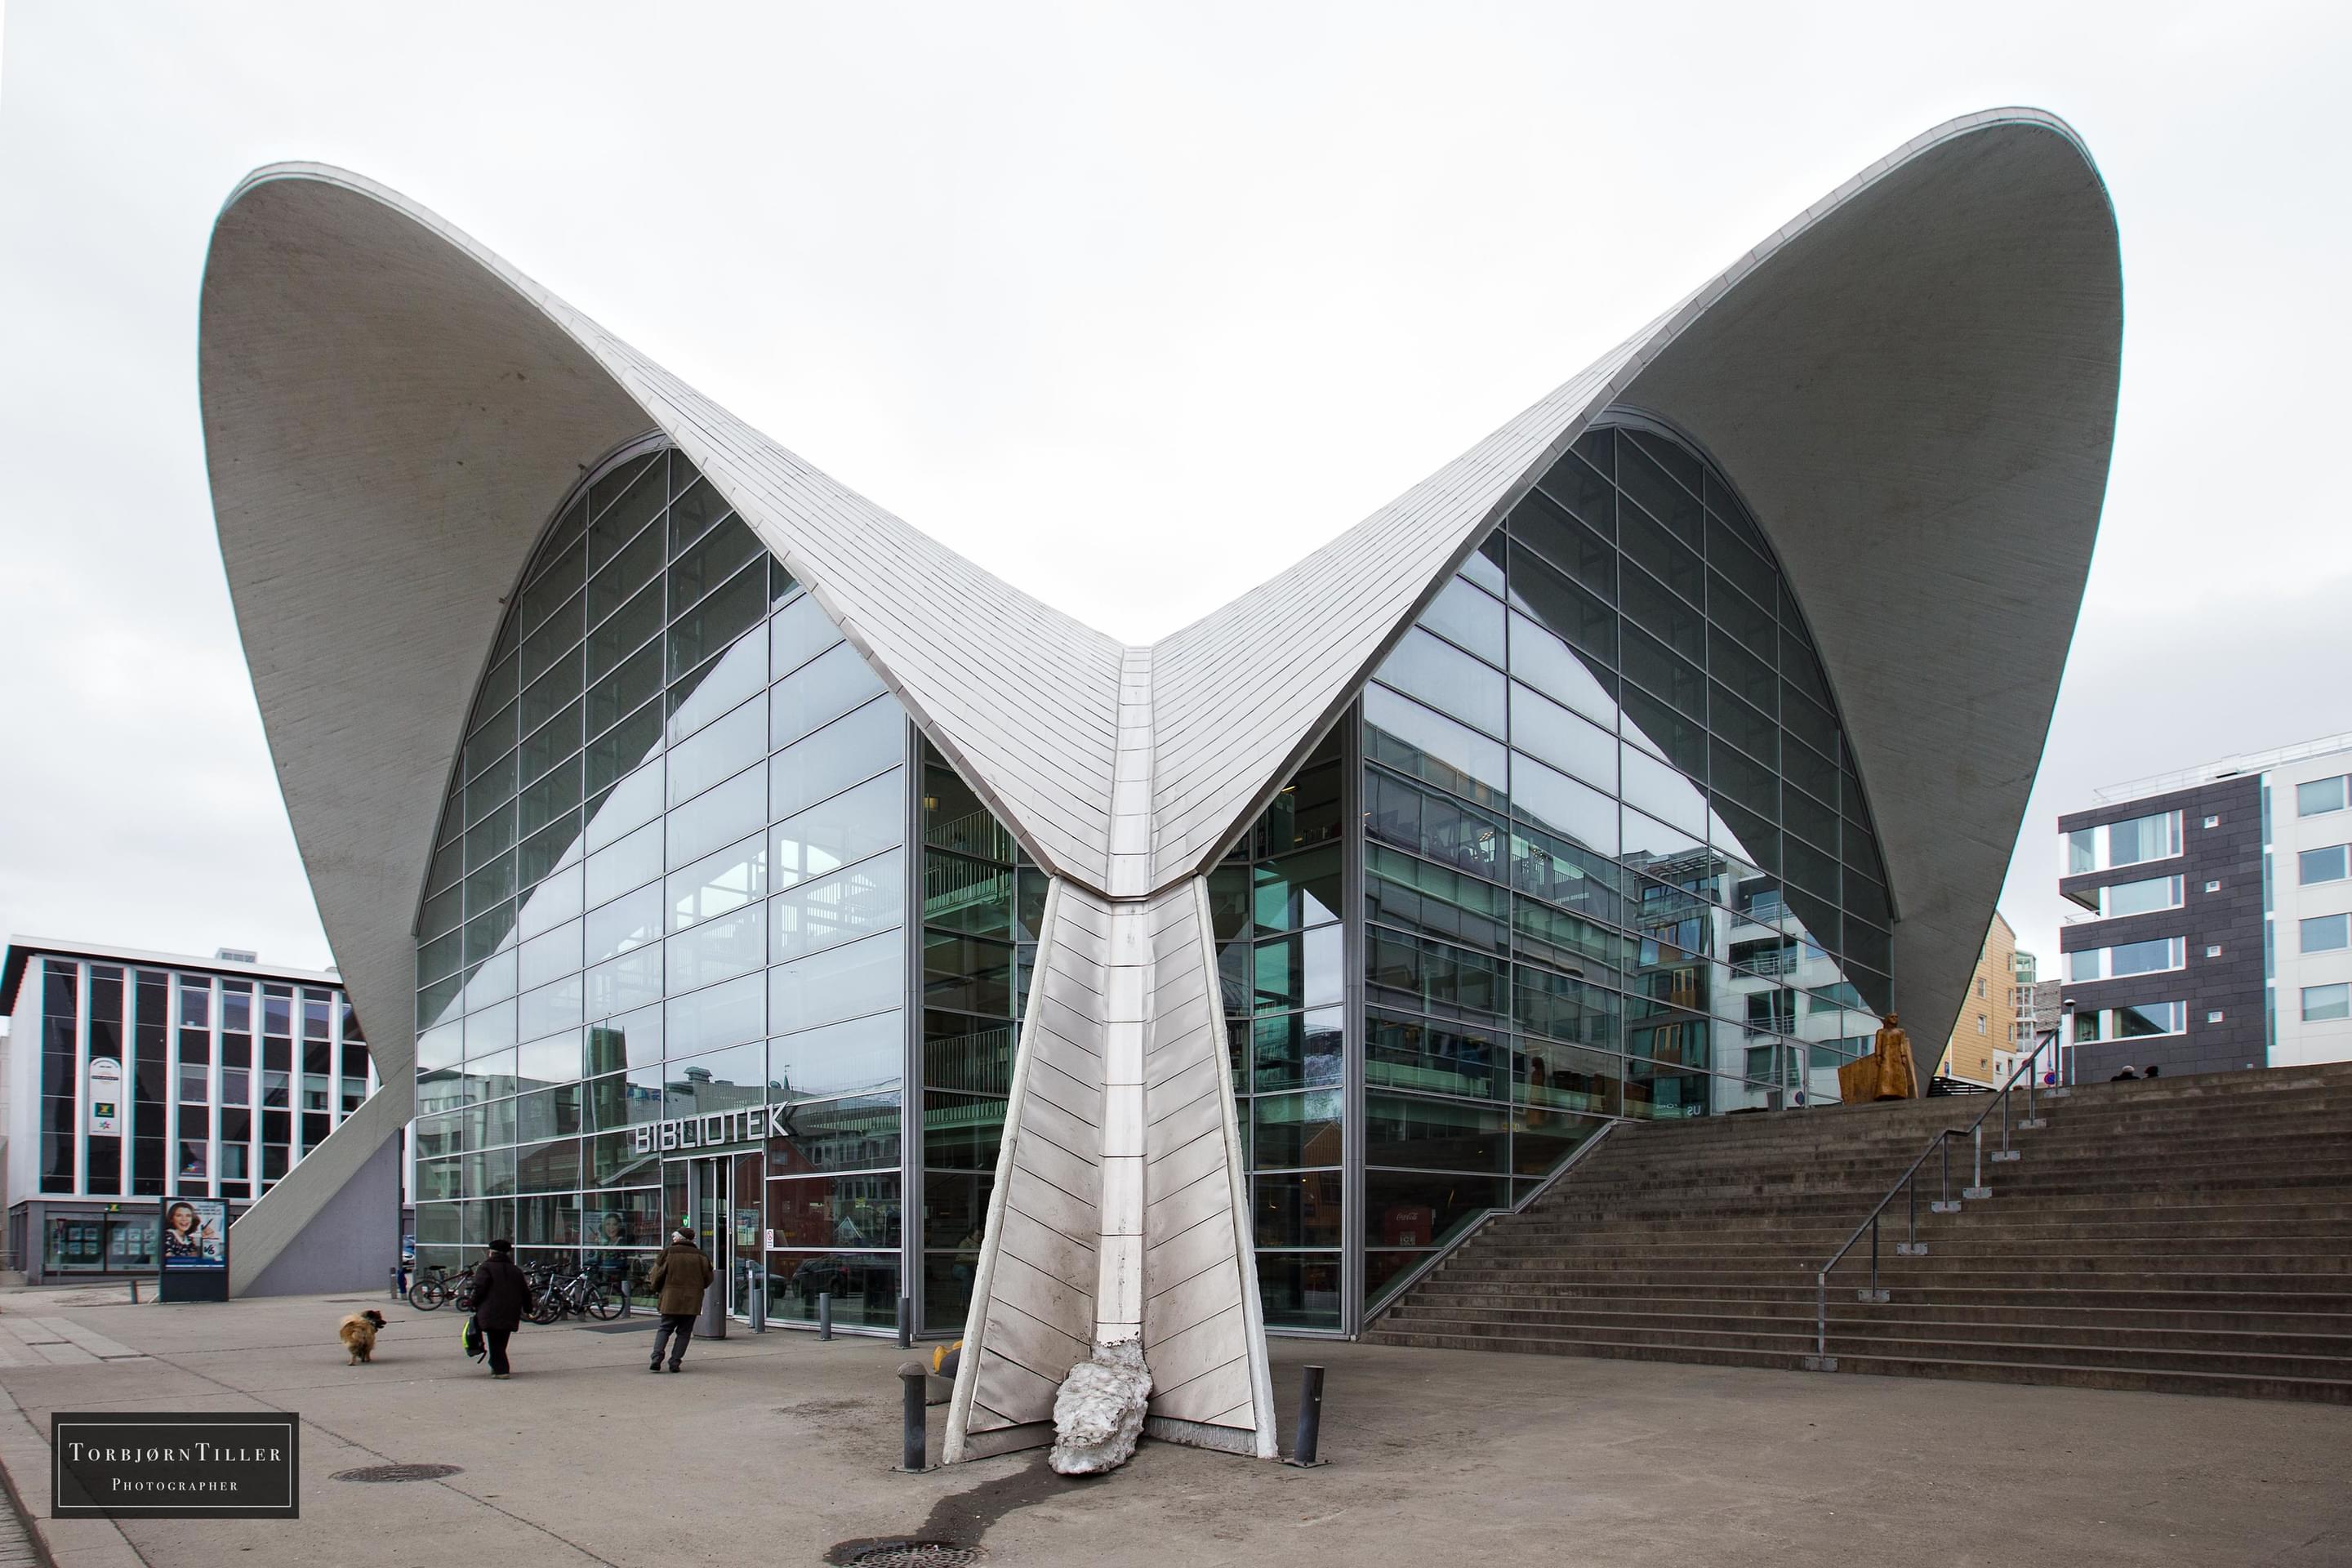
[{"x1": 646, "y1": 1225, "x2": 715, "y2": 1373}]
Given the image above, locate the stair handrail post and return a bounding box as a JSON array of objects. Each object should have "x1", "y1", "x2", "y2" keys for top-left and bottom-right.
[
  {"x1": 1973, "y1": 1124, "x2": 1984, "y2": 1193},
  {"x1": 1939, "y1": 1135, "x2": 1950, "y2": 1208},
  {"x1": 1815, "y1": 1269, "x2": 1829, "y2": 1361},
  {"x1": 1869, "y1": 1213, "x2": 1879, "y2": 1298},
  {"x1": 1905, "y1": 1167, "x2": 1918, "y2": 1250}
]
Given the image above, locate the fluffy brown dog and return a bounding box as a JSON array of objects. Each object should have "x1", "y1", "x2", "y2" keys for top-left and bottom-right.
[{"x1": 339, "y1": 1309, "x2": 388, "y2": 1365}]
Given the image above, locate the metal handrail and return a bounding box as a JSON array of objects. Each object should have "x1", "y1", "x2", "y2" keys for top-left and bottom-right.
[
  {"x1": 1802, "y1": 1026, "x2": 2065, "y2": 1370},
  {"x1": 1360, "y1": 1120, "x2": 1621, "y2": 1325}
]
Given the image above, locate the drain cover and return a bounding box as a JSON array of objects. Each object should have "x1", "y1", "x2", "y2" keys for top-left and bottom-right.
[
  {"x1": 837, "y1": 1544, "x2": 982, "y2": 1567},
  {"x1": 332, "y1": 1463, "x2": 462, "y2": 1483}
]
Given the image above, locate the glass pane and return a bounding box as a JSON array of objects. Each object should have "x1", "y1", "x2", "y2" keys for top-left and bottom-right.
[
  {"x1": 1364, "y1": 687, "x2": 1508, "y2": 807},
  {"x1": 772, "y1": 697, "x2": 904, "y2": 822},
  {"x1": 1419, "y1": 576, "x2": 1505, "y2": 666},
  {"x1": 769, "y1": 1010, "x2": 903, "y2": 1101},
  {"x1": 1374, "y1": 627, "x2": 1505, "y2": 737},
  {"x1": 667, "y1": 697, "x2": 764, "y2": 808},
  {"x1": 775, "y1": 768, "x2": 906, "y2": 887},
  {"x1": 1363, "y1": 1091, "x2": 1505, "y2": 1171},
  {"x1": 768, "y1": 846, "x2": 905, "y2": 960},
  {"x1": 772, "y1": 641, "x2": 890, "y2": 752},
  {"x1": 668, "y1": 561, "x2": 768, "y2": 681},
  {"x1": 770, "y1": 930, "x2": 904, "y2": 1036},
  {"x1": 666, "y1": 765, "x2": 768, "y2": 871}
]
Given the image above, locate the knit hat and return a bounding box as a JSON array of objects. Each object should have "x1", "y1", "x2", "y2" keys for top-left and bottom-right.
[
  {"x1": 672, "y1": 1225, "x2": 696, "y2": 1243},
  {"x1": 488, "y1": 1237, "x2": 513, "y2": 1253}
]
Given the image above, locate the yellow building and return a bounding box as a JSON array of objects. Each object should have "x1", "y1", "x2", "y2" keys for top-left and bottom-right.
[{"x1": 1938, "y1": 911, "x2": 2017, "y2": 1085}]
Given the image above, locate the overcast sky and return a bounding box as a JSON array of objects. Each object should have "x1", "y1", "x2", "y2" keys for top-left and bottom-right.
[{"x1": 1, "y1": 2, "x2": 2346, "y2": 999}]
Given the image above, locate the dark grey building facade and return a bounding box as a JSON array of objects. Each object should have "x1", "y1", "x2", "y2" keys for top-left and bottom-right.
[{"x1": 2057, "y1": 776, "x2": 2265, "y2": 1080}]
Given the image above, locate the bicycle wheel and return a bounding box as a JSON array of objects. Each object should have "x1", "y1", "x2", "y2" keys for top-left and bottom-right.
[
  {"x1": 408, "y1": 1276, "x2": 444, "y2": 1311},
  {"x1": 585, "y1": 1285, "x2": 621, "y2": 1322},
  {"x1": 529, "y1": 1294, "x2": 559, "y2": 1326}
]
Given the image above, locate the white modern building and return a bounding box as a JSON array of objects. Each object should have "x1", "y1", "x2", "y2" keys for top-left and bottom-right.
[
  {"x1": 2265, "y1": 738, "x2": 2352, "y2": 1067},
  {"x1": 192, "y1": 109, "x2": 2118, "y2": 1460}
]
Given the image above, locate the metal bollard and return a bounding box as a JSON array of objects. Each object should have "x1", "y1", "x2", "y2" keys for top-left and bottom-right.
[
  {"x1": 1285, "y1": 1365, "x2": 1327, "y2": 1467},
  {"x1": 818, "y1": 1292, "x2": 832, "y2": 1341},
  {"x1": 897, "y1": 1296, "x2": 912, "y2": 1349},
  {"x1": 896, "y1": 1361, "x2": 929, "y2": 1472},
  {"x1": 389, "y1": 1265, "x2": 403, "y2": 1301},
  {"x1": 129, "y1": 1278, "x2": 141, "y2": 1305},
  {"x1": 747, "y1": 1263, "x2": 767, "y2": 1333}
]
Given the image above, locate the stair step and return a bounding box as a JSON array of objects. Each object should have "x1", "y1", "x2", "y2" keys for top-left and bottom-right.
[{"x1": 1367, "y1": 1062, "x2": 2352, "y2": 1404}]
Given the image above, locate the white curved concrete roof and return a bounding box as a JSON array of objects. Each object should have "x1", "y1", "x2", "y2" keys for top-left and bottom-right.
[{"x1": 200, "y1": 109, "x2": 2118, "y2": 1283}]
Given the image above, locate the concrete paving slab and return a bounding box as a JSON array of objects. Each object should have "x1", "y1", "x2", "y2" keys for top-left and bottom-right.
[{"x1": 0, "y1": 1289, "x2": 2342, "y2": 1566}]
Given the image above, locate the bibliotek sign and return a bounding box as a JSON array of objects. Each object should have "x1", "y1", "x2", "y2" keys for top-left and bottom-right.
[
  {"x1": 632, "y1": 1104, "x2": 791, "y2": 1155},
  {"x1": 52, "y1": 1411, "x2": 299, "y2": 1519}
]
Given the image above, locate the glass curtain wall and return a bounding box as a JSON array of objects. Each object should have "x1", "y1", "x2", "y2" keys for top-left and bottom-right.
[
  {"x1": 915, "y1": 739, "x2": 1041, "y2": 1330},
  {"x1": 1357, "y1": 416, "x2": 1894, "y2": 1307},
  {"x1": 412, "y1": 438, "x2": 947, "y2": 1325},
  {"x1": 1214, "y1": 729, "x2": 1348, "y2": 1330}
]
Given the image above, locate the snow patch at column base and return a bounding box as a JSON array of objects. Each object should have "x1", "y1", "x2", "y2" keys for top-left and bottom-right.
[{"x1": 1049, "y1": 1339, "x2": 1154, "y2": 1475}]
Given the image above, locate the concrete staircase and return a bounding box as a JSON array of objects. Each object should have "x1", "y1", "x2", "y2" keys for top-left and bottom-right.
[{"x1": 1365, "y1": 1061, "x2": 2352, "y2": 1402}]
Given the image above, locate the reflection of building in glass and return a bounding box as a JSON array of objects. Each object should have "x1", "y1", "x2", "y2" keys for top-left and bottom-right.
[
  {"x1": 0, "y1": 940, "x2": 373, "y2": 1283},
  {"x1": 198, "y1": 100, "x2": 2118, "y2": 1396}
]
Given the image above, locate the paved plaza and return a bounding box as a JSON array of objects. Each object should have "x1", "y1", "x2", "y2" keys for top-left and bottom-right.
[{"x1": 0, "y1": 1288, "x2": 2344, "y2": 1567}]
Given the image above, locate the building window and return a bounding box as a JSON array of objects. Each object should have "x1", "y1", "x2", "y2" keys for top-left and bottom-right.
[
  {"x1": 2070, "y1": 873, "x2": 2185, "y2": 920},
  {"x1": 2297, "y1": 775, "x2": 2350, "y2": 817},
  {"x1": 1976, "y1": 976, "x2": 1987, "y2": 999},
  {"x1": 2301, "y1": 913, "x2": 2351, "y2": 954},
  {"x1": 2204, "y1": 880, "x2": 2222, "y2": 893},
  {"x1": 2064, "y1": 809, "x2": 2182, "y2": 875},
  {"x1": 2203, "y1": 814, "x2": 2220, "y2": 828},
  {"x1": 2205, "y1": 944, "x2": 2222, "y2": 958},
  {"x1": 2070, "y1": 1000, "x2": 2185, "y2": 1042},
  {"x1": 2206, "y1": 1009, "x2": 2224, "y2": 1024},
  {"x1": 2067, "y1": 937, "x2": 2186, "y2": 982},
  {"x1": 2299, "y1": 845, "x2": 2350, "y2": 885},
  {"x1": 1974, "y1": 1014, "x2": 1986, "y2": 1035},
  {"x1": 2303, "y1": 983, "x2": 2350, "y2": 1023}
]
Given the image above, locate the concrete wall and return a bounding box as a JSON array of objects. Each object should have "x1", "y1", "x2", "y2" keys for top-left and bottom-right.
[{"x1": 238, "y1": 1125, "x2": 401, "y2": 1297}]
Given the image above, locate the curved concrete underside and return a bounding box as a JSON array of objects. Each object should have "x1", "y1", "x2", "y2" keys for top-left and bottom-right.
[{"x1": 199, "y1": 109, "x2": 2118, "y2": 1303}]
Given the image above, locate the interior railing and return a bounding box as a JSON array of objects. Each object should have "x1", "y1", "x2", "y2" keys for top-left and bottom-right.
[{"x1": 1801, "y1": 1027, "x2": 2065, "y2": 1370}]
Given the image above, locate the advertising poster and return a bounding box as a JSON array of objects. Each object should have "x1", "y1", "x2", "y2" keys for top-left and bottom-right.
[{"x1": 158, "y1": 1196, "x2": 228, "y2": 1269}]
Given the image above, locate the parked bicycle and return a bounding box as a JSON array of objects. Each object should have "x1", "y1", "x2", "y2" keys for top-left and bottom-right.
[
  {"x1": 530, "y1": 1266, "x2": 626, "y2": 1324},
  {"x1": 407, "y1": 1262, "x2": 472, "y2": 1311}
]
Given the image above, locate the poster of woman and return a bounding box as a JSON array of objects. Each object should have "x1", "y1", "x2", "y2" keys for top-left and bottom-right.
[{"x1": 158, "y1": 1197, "x2": 228, "y2": 1268}]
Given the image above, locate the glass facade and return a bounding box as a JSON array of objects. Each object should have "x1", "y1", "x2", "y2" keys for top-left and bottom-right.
[
  {"x1": 414, "y1": 418, "x2": 1895, "y2": 1336},
  {"x1": 412, "y1": 437, "x2": 1011, "y2": 1327},
  {"x1": 1351, "y1": 417, "x2": 1895, "y2": 1310}
]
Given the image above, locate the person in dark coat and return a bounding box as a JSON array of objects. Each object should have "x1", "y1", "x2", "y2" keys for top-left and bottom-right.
[
  {"x1": 647, "y1": 1226, "x2": 715, "y2": 1373},
  {"x1": 470, "y1": 1238, "x2": 532, "y2": 1379}
]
